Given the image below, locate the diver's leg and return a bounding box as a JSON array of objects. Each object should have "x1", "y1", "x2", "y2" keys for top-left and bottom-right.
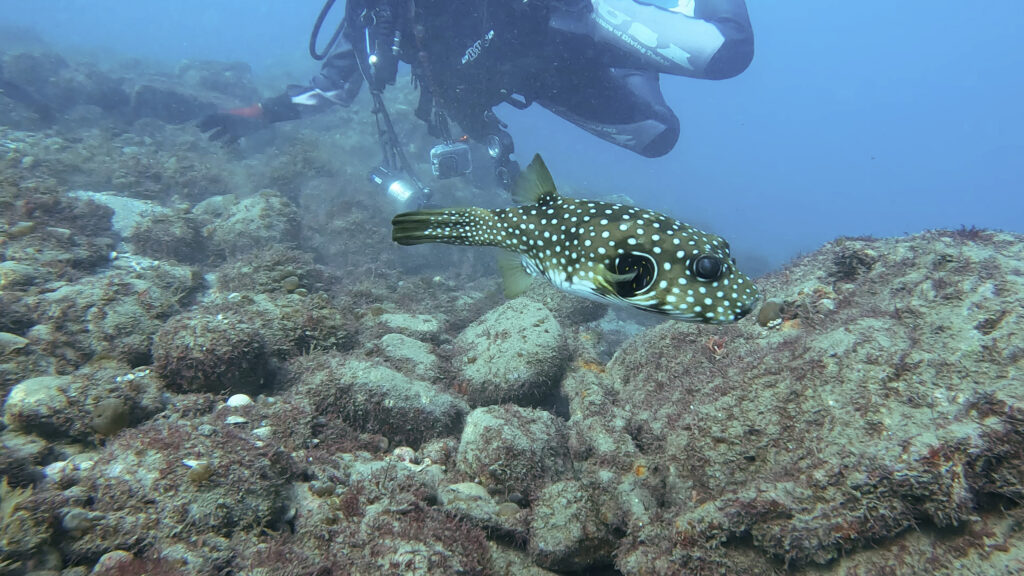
[
  {"x1": 586, "y1": 0, "x2": 753, "y2": 79},
  {"x1": 537, "y1": 67, "x2": 679, "y2": 158}
]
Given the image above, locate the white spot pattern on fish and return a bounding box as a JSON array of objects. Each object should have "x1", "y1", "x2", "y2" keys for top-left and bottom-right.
[{"x1": 392, "y1": 155, "x2": 758, "y2": 323}]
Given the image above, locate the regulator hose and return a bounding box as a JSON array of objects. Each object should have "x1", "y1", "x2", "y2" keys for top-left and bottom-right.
[{"x1": 309, "y1": 0, "x2": 347, "y2": 60}]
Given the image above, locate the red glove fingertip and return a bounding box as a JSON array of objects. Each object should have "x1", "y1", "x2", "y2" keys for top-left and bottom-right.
[{"x1": 227, "y1": 104, "x2": 264, "y2": 119}]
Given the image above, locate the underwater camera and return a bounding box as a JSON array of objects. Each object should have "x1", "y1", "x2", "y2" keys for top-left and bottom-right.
[{"x1": 430, "y1": 141, "x2": 473, "y2": 179}]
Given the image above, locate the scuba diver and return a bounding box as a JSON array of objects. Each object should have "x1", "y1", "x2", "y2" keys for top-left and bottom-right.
[{"x1": 198, "y1": 0, "x2": 753, "y2": 204}]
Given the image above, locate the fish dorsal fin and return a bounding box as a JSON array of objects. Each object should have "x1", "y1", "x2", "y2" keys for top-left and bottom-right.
[
  {"x1": 511, "y1": 154, "x2": 559, "y2": 205},
  {"x1": 497, "y1": 251, "x2": 535, "y2": 298}
]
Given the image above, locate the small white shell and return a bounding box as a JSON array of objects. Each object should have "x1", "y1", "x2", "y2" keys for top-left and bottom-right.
[
  {"x1": 225, "y1": 393, "x2": 253, "y2": 407},
  {"x1": 224, "y1": 415, "x2": 249, "y2": 424}
]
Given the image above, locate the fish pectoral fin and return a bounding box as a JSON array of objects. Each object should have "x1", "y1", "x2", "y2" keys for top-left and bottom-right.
[
  {"x1": 497, "y1": 251, "x2": 534, "y2": 298},
  {"x1": 606, "y1": 270, "x2": 639, "y2": 283},
  {"x1": 593, "y1": 268, "x2": 638, "y2": 294}
]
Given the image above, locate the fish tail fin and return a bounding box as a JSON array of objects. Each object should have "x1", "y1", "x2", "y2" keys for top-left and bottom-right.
[{"x1": 391, "y1": 207, "x2": 497, "y2": 246}]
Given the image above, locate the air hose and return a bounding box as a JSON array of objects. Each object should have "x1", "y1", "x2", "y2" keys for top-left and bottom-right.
[{"x1": 310, "y1": 0, "x2": 347, "y2": 60}]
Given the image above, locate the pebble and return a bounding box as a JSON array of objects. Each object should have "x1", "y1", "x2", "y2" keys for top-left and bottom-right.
[
  {"x1": 282, "y1": 276, "x2": 300, "y2": 292},
  {"x1": 392, "y1": 446, "x2": 416, "y2": 463},
  {"x1": 92, "y1": 550, "x2": 134, "y2": 574},
  {"x1": 7, "y1": 221, "x2": 36, "y2": 238},
  {"x1": 0, "y1": 332, "x2": 30, "y2": 355},
  {"x1": 187, "y1": 461, "x2": 213, "y2": 483}
]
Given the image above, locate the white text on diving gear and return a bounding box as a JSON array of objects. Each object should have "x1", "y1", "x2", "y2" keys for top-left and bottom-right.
[{"x1": 461, "y1": 30, "x2": 495, "y2": 65}]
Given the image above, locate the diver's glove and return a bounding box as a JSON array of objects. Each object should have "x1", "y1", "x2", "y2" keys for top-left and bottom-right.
[{"x1": 197, "y1": 93, "x2": 301, "y2": 145}]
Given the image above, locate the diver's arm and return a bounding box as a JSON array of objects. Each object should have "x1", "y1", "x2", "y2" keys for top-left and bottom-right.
[
  {"x1": 197, "y1": 42, "x2": 364, "y2": 144},
  {"x1": 279, "y1": 44, "x2": 366, "y2": 117}
]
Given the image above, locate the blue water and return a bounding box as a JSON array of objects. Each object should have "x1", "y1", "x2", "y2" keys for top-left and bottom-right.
[{"x1": 2, "y1": 1, "x2": 1022, "y2": 273}]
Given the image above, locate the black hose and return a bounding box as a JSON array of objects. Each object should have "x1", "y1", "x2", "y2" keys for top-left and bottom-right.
[{"x1": 309, "y1": 0, "x2": 347, "y2": 60}]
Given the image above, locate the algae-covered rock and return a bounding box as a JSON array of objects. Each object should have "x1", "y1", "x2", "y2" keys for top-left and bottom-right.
[
  {"x1": 205, "y1": 189, "x2": 299, "y2": 258},
  {"x1": 452, "y1": 299, "x2": 569, "y2": 407},
  {"x1": 456, "y1": 405, "x2": 571, "y2": 499},
  {"x1": 289, "y1": 353, "x2": 468, "y2": 447},
  {"x1": 228, "y1": 292, "x2": 355, "y2": 359},
  {"x1": 68, "y1": 417, "x2": 295, "y2": 561},
  {"x1": 436, "y1": 480, "x2": 530, "y2": 547},
  {"x1": 521, "y1": 281, "x2": 608, "y2": 327},
  {"x1": 377, "y1": 313, "x2": 445, "y2": 339},
  {"x1": 91, "y1": 550, "x2": 135, "y2": 574},
  {"x1": 2, "y1": 363, "x2": 164, "y2": 442},
  {"x1": 0, "y1": 477, "x2": 52, "y2": 561},
  {"x1": 0, "y1": 431, "x2": 50, "y2": 486},
  {"x1": 127, "y1": 211, "x2": 205, "y2": 263},
  {"x1": 488, "y1": 542, "x2": 561, "y2": 576},
  {"x1": 1, "y1": 187, "x2": 117, "y2": 281},
  {"x1": 378, "y1": 333, "x2": 439, "y2": 381},
  {"x1": 0, "y1": 332, "x2": 30, "y2": 355},
  {"x1": 152, "y1": 309, "x2": 271, "y2": 394},
  {"x1": 0, "y1": 261, "x2": 46, "y2": 289},
  {"x1": 25, "y1": 258, "x2": 200, "y2": 368},
  {"x1": 67, "y1": 190, "x2": 164, "y2": 236},
  {"x1": 564, "y1": 229, "x2": 1024, "y2": 575},
  {"x1": 529, "y1": 480, "x2": 617, "y2": 571},
  {"x1": 213, "y1": 246, "x2": 335, "y2": 295},
  {"x1": 2, "y1": 375, "x2": 72, "y2": 438},
  {"x1": 89, "y1": 398, "x2": 130, "y2": 436}
]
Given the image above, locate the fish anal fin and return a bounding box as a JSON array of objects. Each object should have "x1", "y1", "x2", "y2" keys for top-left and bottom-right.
[
  {"x1": 497, "y1": 251, "x2": 534, "y2": 298},
  {"x1": 511, "y1": 154, "x2": 559, "y2": 205}
]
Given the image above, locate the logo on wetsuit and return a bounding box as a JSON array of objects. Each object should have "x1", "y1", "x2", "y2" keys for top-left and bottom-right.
[{"x1": 461, "y1": 30, "x2": 495, "y2": 65}]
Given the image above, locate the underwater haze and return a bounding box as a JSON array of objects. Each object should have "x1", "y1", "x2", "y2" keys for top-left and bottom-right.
[
  {"x1": 6, "y1": 2, "x2": 1024, "y2": 575},
  {"x1": 3, "y1": 1, "x2": 1022, "y2": 273}
]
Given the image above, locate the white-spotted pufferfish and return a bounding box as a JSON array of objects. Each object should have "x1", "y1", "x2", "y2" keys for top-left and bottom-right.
[{"x1": 392, "y1": 154, "x2": 758, "y2": 323}]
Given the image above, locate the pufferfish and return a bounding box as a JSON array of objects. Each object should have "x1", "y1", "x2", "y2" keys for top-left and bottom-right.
[{"x1": 391, "y1": 154, "x2": 758, "y2": 323}]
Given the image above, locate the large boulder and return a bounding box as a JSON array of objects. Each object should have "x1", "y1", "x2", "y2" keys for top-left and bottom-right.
[
  {"x1": 561, "y1": 230, "x2": 1024, "y2": 574},
  {"x1": 452, "y1": 299, "x2": 569, "y2": 407},
  {"x1": 288, "y1": 353, "x2": 468, "y2": 447},
  {"x1": 456, "y1": 405, "x2": 571, "y2": 500}
]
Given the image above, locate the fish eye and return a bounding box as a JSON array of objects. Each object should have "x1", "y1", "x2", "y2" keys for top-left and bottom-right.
[
  {"x1": 609, "y1": 252, "x2": 657, "y2": 297},
  {"x1": 691, "y1": 255, "x2": 724, "y2": 282}
]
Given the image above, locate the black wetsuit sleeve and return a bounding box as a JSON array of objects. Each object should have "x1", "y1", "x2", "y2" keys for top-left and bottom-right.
[{"x1": 276, "y1": 40, "x2": 365, "y2": 119}]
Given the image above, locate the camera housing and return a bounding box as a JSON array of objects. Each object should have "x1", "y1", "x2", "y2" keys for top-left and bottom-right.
[{"x1": 430, "y1": 141, "x2": 473, "y2": 179}]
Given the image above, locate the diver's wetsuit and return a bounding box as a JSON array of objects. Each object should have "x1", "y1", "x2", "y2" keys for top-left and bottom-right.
[{"x1": 280, "y1": 0, "x2": 752, "y2": 158}]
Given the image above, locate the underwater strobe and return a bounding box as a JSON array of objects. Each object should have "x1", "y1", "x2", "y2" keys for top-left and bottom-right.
[{"x1": 368, "y1": 165, "x2": 419, "y2": 207}]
